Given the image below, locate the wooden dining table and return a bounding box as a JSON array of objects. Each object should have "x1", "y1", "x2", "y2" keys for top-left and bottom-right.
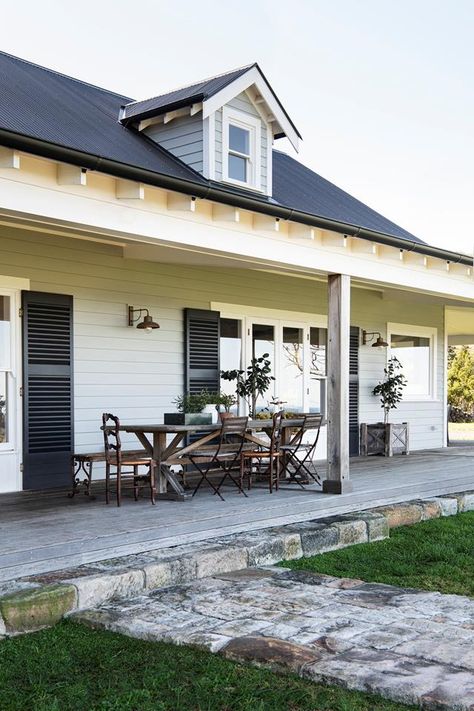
[{"x1": 120, "y1": 418, "x2": 310, "y2": 501}]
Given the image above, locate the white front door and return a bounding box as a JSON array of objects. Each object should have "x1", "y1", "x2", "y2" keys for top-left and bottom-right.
[{"x1": 0, "y1": 285, "x2": 22, "y2": 492}]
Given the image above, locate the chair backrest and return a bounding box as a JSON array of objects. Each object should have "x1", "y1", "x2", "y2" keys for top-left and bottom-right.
[
  {"x1": 102, "y1": 412, "x2": 122, "y2": 464},
  {"x1": 288, "y1": 413, "x2": 323, "y2": 448},
  {"x1": 269, "y1": 410, "x2": 284, "y2": 453},
  {"x1": 217, "y1": 416, "x2": 248, "y2": 456}
]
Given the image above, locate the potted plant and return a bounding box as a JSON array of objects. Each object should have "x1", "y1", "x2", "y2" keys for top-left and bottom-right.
[
  {"x1": 221, "y1": 354, "x2": 275, "y2": 418},
  {"x1": 164, "y1": 390, "x2": 214, "y2": 425},
  {"x1": 216, "y1": 392, "x2": 237, "y2": 421},
  {"x1": 360, "y1": 356, "x2": 409, "y2": 456}
]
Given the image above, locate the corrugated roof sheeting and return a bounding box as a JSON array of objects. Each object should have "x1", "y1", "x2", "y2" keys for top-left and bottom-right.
[
  {"x1": 122, "y1": 66, "x2": 253, "y2": 122},
  {"x1": 272, "y1": 151, "x2": 424, "y2": 244},
  {"x1": 0, "y1": 50, "x2": 427, "y2": 247}
]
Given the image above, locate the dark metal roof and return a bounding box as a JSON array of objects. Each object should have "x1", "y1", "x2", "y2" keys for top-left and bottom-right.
[
  {"x1": 0, "y1": 50, "x2": 434, "y2": 251},
  {"x1": 0, "y1": 50, "x2": 203, "y2": 183},
  {"x1": 272, "y1": 151, "x2": 425, "y2": 244},
  {"x1": 121, "y1": 65, "x2": 254, "y2": 123}
]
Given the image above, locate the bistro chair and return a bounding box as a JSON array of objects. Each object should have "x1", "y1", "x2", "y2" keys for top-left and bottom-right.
[
  {"x1": 279, "y1": 414, "x2": 323, "y2": 487},
  {"x1": 102, "y1": 413, "x2": 156, "y2": 507},
  {"x1": 240, "y1": 410, "x2": 283, "y2": 493},
  {"x1": 188, "y1": 416, "x2": 249, "y2": 501}
]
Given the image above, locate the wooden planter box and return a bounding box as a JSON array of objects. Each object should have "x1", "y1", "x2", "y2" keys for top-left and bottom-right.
[
  {"x1": 360, "y1": 422, "x2": 409, "y2": 457},
  {"x1": 164, "y1": 413, "x2": 212, "y2": 426}
]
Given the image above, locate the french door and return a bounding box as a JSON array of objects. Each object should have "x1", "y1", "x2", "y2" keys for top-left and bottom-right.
[
  {"x1": 0, "y1": 285, "x2": 22, "y2": 492},
  {"x1": 220, "y1": 315, "x2": 327, "y2": 416}
]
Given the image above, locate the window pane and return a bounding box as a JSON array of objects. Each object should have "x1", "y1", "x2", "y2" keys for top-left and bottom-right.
[
  {"x1": 228, "y1": 154, "x2": 247, "y2": 182},
  {"x1": 252, "y1": 324, "x2": 275, "y2": 412},
  {"x1": 0, "y1": 372, "x2": 7, "y2": 444},
  {"x1": 229, "y1": 125, "x2": 249, "y2": 155},
  {"x1": 391, "y1": 334, "x2": 431, "y2": 396},
  {"x1": 280, "y1": 327, "x2": 304, "y2": 412},
  {"x1": 309, "y1": 327, "x2": 327, "y2": 413},
  {"x1": 220, "y1": 318, "x2": 241, "y2": 408},
  {"x1": 0, "y1": 296, "x2": 11, "y2": 370}
]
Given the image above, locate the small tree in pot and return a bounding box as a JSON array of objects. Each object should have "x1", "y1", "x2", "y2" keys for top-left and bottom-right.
[
  {"x1": 221, "y1": 354, "x2": 275, "y2": 417},
  {"x1": 361, "y1": 356, "x2": 409, "y2": 456},
  {"x1": 372, "y1": 356, "x2": 407, "y2": 425}
]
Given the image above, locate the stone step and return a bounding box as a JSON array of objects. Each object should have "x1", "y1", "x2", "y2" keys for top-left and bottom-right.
[{"x1": 0, "y1": 491, "x2": 472, "y2": 637}]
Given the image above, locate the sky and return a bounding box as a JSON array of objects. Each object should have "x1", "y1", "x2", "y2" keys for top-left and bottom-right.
[{"x1": 1, "y1": 0, "x2": 473, "y2": 255}]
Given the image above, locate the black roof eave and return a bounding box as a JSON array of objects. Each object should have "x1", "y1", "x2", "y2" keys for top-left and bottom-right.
[{"x1": 0, "y1": 127, "x2": 471, "y2": 268}]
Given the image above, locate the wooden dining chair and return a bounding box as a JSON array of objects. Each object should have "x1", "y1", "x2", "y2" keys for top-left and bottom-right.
[
  {"x1": 279, "y1": 414, "x2": 323, "y2": 486},
  {"x1": 188, "y1": 416, "x2": 249, "y2": 500},
  {"x1": 240, "y1": 410, "x2": 283, "y2": 493},
  {"x1": 102, "y1": 413, "x2": 156, "y2": 506}
]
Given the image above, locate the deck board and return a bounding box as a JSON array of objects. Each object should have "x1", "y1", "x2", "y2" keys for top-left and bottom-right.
[{"x1": 0, "y1": 448, "x2": 473, "y2": 581}]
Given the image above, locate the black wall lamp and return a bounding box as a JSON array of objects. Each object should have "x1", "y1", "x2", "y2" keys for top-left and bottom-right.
[
  {"x1": 362, "y1": 330, "x2": 388, "y2": 348},
  {"x1": 128, "y1": 306, "x2": 160, "y2": 332}
]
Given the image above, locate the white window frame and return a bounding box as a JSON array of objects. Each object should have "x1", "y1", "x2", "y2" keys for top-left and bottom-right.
[
  {"x1": 222, "y1": 106, "x2": 261, "y2": 191},
  {"x1": 0, "y1": 286, "x2": 20, "y2": 453},
  {"x1": 387, "y1": 322, "x2": 438, "y2": 401}
]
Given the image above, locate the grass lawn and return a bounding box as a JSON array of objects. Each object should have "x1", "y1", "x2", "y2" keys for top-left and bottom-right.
[
  {"x1": 283, "y1": 511, "x2": 474, "y2": 597},
  {"x1": 0, "y1": 622, "x2": 413, "y2": 711}
]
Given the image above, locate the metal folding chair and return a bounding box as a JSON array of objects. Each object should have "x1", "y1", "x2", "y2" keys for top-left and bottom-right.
[
  {"x1": 240, "y1": 410, "x2": 283, "y2": 493},
  {"x1": 279, "y1": 414, "x2": 323, "y2": 487},
  {"x1": 188, "y1": 416, "x2": 249, "y2": 501}
]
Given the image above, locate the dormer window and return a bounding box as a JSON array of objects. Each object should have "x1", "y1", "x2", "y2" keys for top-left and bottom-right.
[{"x1": 222, "y1": 106, "x2": 261, "y2": 190}]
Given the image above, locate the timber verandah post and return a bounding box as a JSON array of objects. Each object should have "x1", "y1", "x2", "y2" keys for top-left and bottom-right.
[{"x1": 323, "y1": 273, "x2": 353, "y2": 494}]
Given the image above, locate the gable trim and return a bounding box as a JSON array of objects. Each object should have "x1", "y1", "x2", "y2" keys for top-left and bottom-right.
[{"x1": 202, "y1": 65, "x2": 300, "y2": 152}]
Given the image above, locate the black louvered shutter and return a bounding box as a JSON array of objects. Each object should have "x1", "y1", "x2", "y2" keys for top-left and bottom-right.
[
  {"x1": 184, "y1": 309, "x2": 220, "y2": 394},
  {"x1": 22, "y1": 292, "x2": 74, "y2": 490},
  {"x1": 349, "y1": 326, "x2": 360, "y2": 456}
]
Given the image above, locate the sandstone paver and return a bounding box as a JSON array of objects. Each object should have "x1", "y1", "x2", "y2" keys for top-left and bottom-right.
[{"x1": 71, "y1": 566, "x2": 474, "y2": 710}]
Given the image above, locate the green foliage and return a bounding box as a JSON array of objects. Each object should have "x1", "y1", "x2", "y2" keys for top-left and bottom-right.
[
  {"x1": 372, "y1": 356, "x2": 407, "y2": 424},
  {"x1": 221, "y1": 354, "x2": 275, "y2": 417},
  {"x1": 0, "y1": 621, "x2": 411, "y2": 711},
  {"x1": 447, "y1": 346, "x2": 474, "y2": 415},
  {"x1": 282, "y1": 511, "x2": 474, "y2": 597},
  {"x1": 172, "y1": 390, "x2": 212, "y2": 413},
  {"x1": 215, "y1": 392, "x2": 237, "y2": 412}
]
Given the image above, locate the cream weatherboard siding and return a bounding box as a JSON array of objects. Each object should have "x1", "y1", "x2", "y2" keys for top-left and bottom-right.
[{"x1": 0, "y1": 227, "x2": 445, "y2": 487}]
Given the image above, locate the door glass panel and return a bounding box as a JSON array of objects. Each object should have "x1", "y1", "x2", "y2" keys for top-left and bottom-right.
[
  {"x1": 220, "y1": 318, "x2": 241, "y2": 412},
  {"x1": 252, "y1": 323, "x2": 275, "y2": 412},
  {"x1": 0, "y1": 372, "x2": 7, "y2": 444},
  {"x1": 309, "y1": 327, "x2": 327, "y2": 413},
  {"x1": 280, "y1": 326, "x2": 304, "y2": 412},
  {"x1": 0, "y1": 296, "x2": 11, "y2": 370}
]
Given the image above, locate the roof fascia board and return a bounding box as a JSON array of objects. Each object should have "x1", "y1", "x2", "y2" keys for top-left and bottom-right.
[
  {"x1": 202, "y1": 66, "x2": 300, "y2": 152},
  {"x1": 0, "y1": 128, "x2": 471, "y2": 268}
]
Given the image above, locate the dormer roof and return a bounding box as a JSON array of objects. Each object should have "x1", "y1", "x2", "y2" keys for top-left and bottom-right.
[{"x1": 121, "y1": 63, "x2": 301, "y2": 151}]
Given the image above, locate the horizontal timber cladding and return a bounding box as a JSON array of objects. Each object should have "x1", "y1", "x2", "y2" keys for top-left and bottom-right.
[
  {"x1": 22, "y1": 290, "x2": 74, "y2": 490},
  {"x1": 0, "y1": 227, "x2": 446, "y2": 462}
]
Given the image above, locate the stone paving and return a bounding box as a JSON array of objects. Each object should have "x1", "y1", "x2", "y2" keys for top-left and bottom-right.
[{"x1": 72, "y1": 566, "x2": 474, "y2": 710}]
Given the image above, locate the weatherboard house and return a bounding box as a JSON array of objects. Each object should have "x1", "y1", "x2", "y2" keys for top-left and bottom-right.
[{"x1": 0, "y1": 52, "x2": 472, "y2": 495}]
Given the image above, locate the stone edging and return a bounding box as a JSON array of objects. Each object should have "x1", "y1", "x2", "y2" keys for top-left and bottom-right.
[{"x1": 0, "y1": 491, "x2": 473, "y2": 637}]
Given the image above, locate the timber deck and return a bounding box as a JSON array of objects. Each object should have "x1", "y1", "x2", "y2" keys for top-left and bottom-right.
[{"x1": 0, "y1": 447, "x2": 473, "y2": 581}]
